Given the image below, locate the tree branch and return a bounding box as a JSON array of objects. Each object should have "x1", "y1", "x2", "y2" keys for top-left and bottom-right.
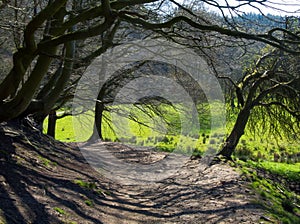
[
  {"x1": 257, "y1": 101, "x2": 300, "y2": 118},
  {"x1": 24, "y1": 0, "x2": 67, "y2": 51},
  {"x1": 253, "y1": 78, "x2": 298, "y2": 105},
  {"x1": 120, "y1": 14, "x2": 300, "y2": 54},
  {"x1": 39, "y1": 16, "x2": 115, "y2": 48}
]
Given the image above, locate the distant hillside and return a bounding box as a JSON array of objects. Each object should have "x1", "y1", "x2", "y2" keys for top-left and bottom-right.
[{"x1": 232, "y1": 13, "x2": 286, "y2": 33}]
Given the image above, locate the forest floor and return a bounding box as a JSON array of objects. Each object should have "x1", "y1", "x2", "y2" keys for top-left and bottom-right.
[{"x1": 0, "y1": 120, "x2": 274, "y2": 224}]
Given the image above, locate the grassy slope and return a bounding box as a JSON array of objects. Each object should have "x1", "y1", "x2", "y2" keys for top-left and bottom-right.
[{"x1": 237, "y1": 160, "x2": 300, "y2": 224}]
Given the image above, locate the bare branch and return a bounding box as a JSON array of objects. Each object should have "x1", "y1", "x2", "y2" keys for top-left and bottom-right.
[{"x1": 120, "y1": 14, "x2": 300, "y2": 54}]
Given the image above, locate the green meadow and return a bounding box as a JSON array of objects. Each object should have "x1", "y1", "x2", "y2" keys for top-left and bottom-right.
[
  {"x1": 43, "y1": 102, "x2": 299, "y2": 162},
  {"x1": 44, "y1": 102, "x2": 227, "y2": 155}
]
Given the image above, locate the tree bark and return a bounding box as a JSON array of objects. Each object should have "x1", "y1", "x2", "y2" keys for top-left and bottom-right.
[
  {"x1": 30, "y1": 32, "x2": 76, "y2": 124},
  {"x1": 218, "y1": 106, "x2": 251, "y2": 158},
  {"x1": 88, "y1": 101, "x2": 105, "y2": 142},
  {"x1": 0, "y1": 3, "x2": 68, "y2": 122},
  {"x1": 47, "y1": 110, "x2": 57, "y2": 138},
  {"x1": 0, "y1": 49, "x2": 58, "y2": 122},
  {"x1": 89, "y1": 81, "x2": 109, "y2": 142}
]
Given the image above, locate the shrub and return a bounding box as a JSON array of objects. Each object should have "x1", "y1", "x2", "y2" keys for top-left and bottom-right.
[{"x1": 162, "y1": 136, "x2": 169, "y2": 143}]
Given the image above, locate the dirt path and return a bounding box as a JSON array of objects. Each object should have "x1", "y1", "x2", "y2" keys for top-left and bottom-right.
[
  {"x1": 0, "y1": 122, "x2": 265, "y2": 223},
  {"x1": 98, "y1": 155, "x2": 264, "y2": 223}
]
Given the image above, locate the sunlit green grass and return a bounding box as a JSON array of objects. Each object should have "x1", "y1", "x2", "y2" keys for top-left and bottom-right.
[
  {"x1": 256, "y1": 161, "x2": 300, "y2": 182},
  {"x1": 43, "y1": 102, "x2": 226, "y2": 156},
  {"x1": 238, "y1": 160, "x2": 300, "y2": 224},
  {"x1": 43, "y1": 114, "x2": 88, "y2": 142},
  {"x1": 43, "y1": 102, "x2": 299, "y2": 160}
]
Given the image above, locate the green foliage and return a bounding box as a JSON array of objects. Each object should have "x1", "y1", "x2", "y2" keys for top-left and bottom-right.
[
  {"x1": 232, "y1": 123, "x2": 300, "y2": 163},
  {"x1": 234, "y1": 144, "x2": 254, "y2": 161},
  {"x1": 45, "y1": 102, "x2": 299, "y2": 165},
  {"x1": 43, "y1": 102, "x2": 226, "y2": 154}
]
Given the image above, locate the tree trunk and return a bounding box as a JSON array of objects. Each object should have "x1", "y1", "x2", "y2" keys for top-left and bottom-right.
[
  {"x1": 0, "y1": 49, "x2": 57, "y2": 122},
  {"x1": 0, "y1": 50, "x2": 35, "y2": 101},
  {"x1": 47, "y1": 110, "x2": 57, "y2": 138},
  {"x1": 0, "y1": 4, "x2": 67, "y2": 122},
  {"x1": 88, "y1": 61, "x2": 147, "y2": 142},
  {"x1": 218, "y1": 106, "x2": 251, "y2": 158},
  {"x1": 27, "y1": 31, "x2": 75, "y2": 125},
  {"x1": 89, "y1": 101, "x2": 104, "y2": 142}
]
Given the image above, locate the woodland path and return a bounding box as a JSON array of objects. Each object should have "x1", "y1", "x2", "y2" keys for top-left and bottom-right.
[{"x1": 0, "y1": 121, "x2": 266, "y2": 224}]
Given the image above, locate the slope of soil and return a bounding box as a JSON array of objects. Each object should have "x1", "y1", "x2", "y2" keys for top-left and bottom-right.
[{"x1": 0, "y1": 120, "x2": 266, "y2": 223}]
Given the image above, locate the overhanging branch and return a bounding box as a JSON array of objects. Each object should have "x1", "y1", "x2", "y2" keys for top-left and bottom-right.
[{"x1": 119, "y1": 13, "x2": 300, "y2": 55}]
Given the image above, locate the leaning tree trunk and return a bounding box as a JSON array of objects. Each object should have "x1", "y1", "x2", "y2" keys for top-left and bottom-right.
[
  {"x1": 0, "y1": 49, "x2": 57, "y2": 122},
  {"x1": 0, "y1": 3, "x2": 67, "y2": 122},
  {"x1": 218, "y1": 106, "x2": 251, "y2": 158},
  {"x1": 32, "y1": 32, "x2": 75, "y2": 126}
]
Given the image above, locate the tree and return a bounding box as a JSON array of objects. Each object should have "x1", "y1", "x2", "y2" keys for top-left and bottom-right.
[
  {"x1": 89, "y1": 60, "x2": 206, "y2": 141},
  {"x1": 0, "y1": 0, "x2": 151, "y2": 122},
  {"x1": 218, "y1": 47, "x2": 300, "y2": 158},
  {"x1": 0, "y1": 0, "x2": 300, "y2": 158}
]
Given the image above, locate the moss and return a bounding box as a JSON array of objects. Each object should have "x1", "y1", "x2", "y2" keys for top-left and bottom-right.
[
  {"x1": 84, "y1": 200, "x2": 94, "y2": 207},
  {"x1": 54, "y1": 207, "x2": 66, "y2": 215},
  {"x1": 237, "y1": 160, "x2": 300, "y2": 223},
  {"x1": 73, "y1": 179, "x2": 96, "y2": 190},
  {"x1": 38, "y1": 155, "x2": 57, "y2": 168},
  {"x1": 96, "y1": 188, "x2": 111, "y2": 197}
]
